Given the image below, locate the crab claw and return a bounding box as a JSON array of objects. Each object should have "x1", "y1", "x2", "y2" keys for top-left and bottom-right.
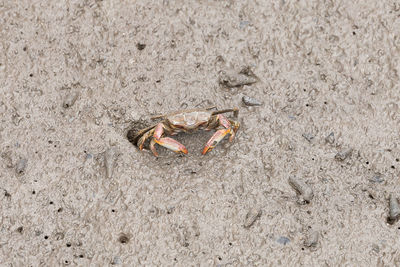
[
  {"x1": 202, "y1": 128, "x2": 231, "y2": 155},
  {"x1": 153, "y1": 137, "x2": 188, "y2": 156}
]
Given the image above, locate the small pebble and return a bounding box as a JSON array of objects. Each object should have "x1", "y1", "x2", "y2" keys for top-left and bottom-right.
[
  {"x1": 243, "y1": 208, "x2": 261, "y2": 228},
  {"x1": 371, "y1": 244, "x2": 380, "y2": 253},
  {"x1": 288, "y1": 176, "x2": 314, "y2": 204},
  {"x1": 334, "y1": 149, "x2": 352, "y2": 161},
  {"x1": 387, "y1": 194, "x2": 400, "y2": 224},
  {"x1": 63, "y1": 92, "x2": 79, "y2": 108},
  {"x1": 325, "y1": 132, "x2": 335, "y2": 144},
  {"x1": 239, "y1": 20, "x2": 250, "y2": 29},
  {"x1": 242, "y1": 96, "x2": 262, "y2": 106},
  {"x1": 16, "y1": 158, "x2": 27, "y2": 174},
  {"x1": 104, "y1": 147, "x2": 120, "y2": 179},
  {"x1": 219, "y1": 68, "x2": 258, "y2": 88},
  {"x1": 277, "y1": 236, "x2": 290, "y2": 245},
  {"x1": 136, "y1": 43, "x2": 146, "y2": 50},
  {"x1": 369, "y1": 173, "x2": 384, "y2": 183},
  {"x1": 304, "y1": 231, "x2": 319, "y2": 247}
]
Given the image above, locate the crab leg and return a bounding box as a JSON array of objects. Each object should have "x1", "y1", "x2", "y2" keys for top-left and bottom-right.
[
  {"x1": 137, "y1": 129, "x2": 154, "y2": 150},
  {"x1": 150, "y1": 139, "x2": 159, "y2": 157},
  {"x1": 202, "y1": 128, "x2": 231, "y2": 155},
  {"x1": 228, "y1": 120, "x2": 240, "y2": 142},
  {"x1": 212, "y1": 107, "x2": 239, "y2": 118},
  {"x1": 150, "y1": 123, "x2": 188, "y2": 156}
]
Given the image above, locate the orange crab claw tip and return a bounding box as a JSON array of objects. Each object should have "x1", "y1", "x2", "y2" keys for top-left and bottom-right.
[
  {"x1": 176, "y1": 145, "x2": 188, "y2": 154},
  {"x1": 202, "y1": 147, "x2": 210, "y2": 155}
]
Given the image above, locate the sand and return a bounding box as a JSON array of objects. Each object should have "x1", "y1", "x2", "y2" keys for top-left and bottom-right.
[{"x1": 1, "y1": 0, "x2": 400, "y2": 265}]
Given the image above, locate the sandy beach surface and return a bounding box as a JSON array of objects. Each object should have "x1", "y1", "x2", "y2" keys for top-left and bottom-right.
[{"x1": 1, "y1": 0, "x2": 400, "y2": 265}]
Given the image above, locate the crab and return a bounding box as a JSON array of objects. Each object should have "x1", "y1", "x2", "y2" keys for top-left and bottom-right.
[{"x1": 134, "y1": 107, "x2": 240, "y2": 156}]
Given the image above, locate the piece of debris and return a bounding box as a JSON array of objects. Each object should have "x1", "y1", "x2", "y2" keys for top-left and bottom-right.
[
  {"x1": 302, "y1": 133, "x2": 314, "y2": 143},
  {"x1": 369, "y1": 173, "x2": 384, "y2": 183},
  {"x1": 239, "y1": 20, "x2": 250, "y2": 29},
  {"x1": 219, "y1": 67, "x2": 258, "y2": 88},
  {"x1": 243, "y1": 208, "x2": 261, "y2": 228},
  {"x1": 242, "y1": 95, "x2": 262, "y2": 106},
  {"x1": 54, "y1": 232, "x2": 65, "y2": 240},
  {"x1": 104, "y1": 147, "x2": 120, "y2": 179},
  {"x1": 334, "y1": 149, "x2": 352, "y2": 161},
  {"x1": 276, "y1": 236, "x2": 290, "y2": 245},
  {"x1": 136, "y1": 43, "x2": 146, "y2": 50},
  {"x1": 304, "y1": 231, "x2": 319, "y2": 247},
  {"x1": 63, "y1": 92, "x2": 79, "y2": 108},
  {"x1": 371, "y1": 244, "x2": 380, "y2": 253},
  {"x1": 16, "y1": 158, "x2": 27, "y2": 174},
  {"x1": 325, "y1": 132, "x2": 335, "y2": 144},
  {"x1": 288, "y1": 176, "x2": 314, "y2": 204},
  {"x1": 387, "y1": 194, "x2": 400, "y2": 224}
]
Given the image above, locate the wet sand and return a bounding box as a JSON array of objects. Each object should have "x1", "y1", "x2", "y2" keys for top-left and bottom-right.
[{"x1": 1, "y1": 1, "x2": 400, "y2": 265}]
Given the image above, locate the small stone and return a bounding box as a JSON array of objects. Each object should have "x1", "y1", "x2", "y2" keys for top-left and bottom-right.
[
  {"x1": 335, "y1": 149, "x2": 352, "y2": 161},
  {"x1": 277, "y1": 236, "x2": 290, "y2": 245},
  {"x1": 239, "y1": 21, "x2": 250, "y2": 29},
  {"x1": 325, "y1": 132, "x2": 335, "y2": 144},
  {"x1": 219, "y1": 68, "x2": 258, "y2": 88},
  {"x1": 369, "y1": 173, "x2": 384, "y2": 183},
  {"x1": 63, "y1": 92, "x2": 79, "y2": 108},
  {"x1": 371, "y1": 244, "x2": 380, "y2": 253},
  {"x1": 304, "y1": 231, "x2": 319, "y2": 247},
  {"x1": 136, "y1": 43, "x2": 146, "y2": 50},
  {"x1": 387, "y1": 194, "x2": 400, "y2": 224},
  {"x1": 242, "y1": 96, "x2": 262, "y2": 106},
  {"x1": 243, "y1": 208, "x2": 261, "y2": 228},
  {"x1": 288, "y1": 176, "x2": 313, "y2": 204}
]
